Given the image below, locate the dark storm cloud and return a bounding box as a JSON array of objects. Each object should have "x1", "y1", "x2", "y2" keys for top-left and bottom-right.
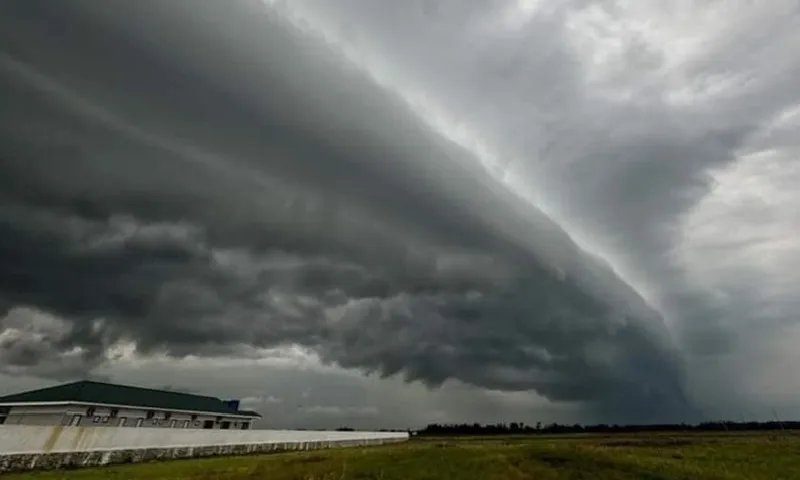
[
  {"x1": 0, "y1": 307, "x2": 112, "y2": 380},
  {"x1": 0, "y1": 0, "x2": 694, "y2": 422},
  {"x1": 290, "y1": 0, "x2": 800, "y2": 419}
]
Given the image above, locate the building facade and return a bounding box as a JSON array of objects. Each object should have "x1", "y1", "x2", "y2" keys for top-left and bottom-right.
[{"x1": 0, "y1": 381, "x2": 260, "y2": 429}]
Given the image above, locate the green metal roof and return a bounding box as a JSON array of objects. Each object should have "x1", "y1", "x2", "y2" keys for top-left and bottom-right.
[{"x1": 0, "y1": 381, "x2": 260, "y2": 417}]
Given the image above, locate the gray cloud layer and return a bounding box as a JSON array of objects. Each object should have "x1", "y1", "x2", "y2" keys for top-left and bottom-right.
[
  {"x1": 286, "y1": 0, "x2": 800, "y2": 414},
  {"x1": 3, "y1": 0, "x2": 797, "y2": 424}
]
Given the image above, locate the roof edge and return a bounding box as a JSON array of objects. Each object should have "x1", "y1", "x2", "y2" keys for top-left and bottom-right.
[{"x1": 0, "y1": 400, "x2": 260, "y2": 418}]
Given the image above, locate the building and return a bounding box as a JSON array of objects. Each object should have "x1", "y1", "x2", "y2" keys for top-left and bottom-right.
[{"x1": 0, "y1": 380, "x2": 261, "y2": 430}]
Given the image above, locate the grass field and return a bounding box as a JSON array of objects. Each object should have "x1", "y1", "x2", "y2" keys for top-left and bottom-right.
[{"x1": 6, "y1": 432, "x2": 800, "y2": 480}]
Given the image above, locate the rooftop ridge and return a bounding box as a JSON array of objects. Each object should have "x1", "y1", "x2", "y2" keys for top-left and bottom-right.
[
  {"x1": 73, "y1": 380, "x2": 223, "y2": 401},
  {"x1": 0, "y1": 380, "x2": 258, "y2": 417}
]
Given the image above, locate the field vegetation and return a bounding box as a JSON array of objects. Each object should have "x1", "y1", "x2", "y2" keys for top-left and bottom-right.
[{"x1": 7, "y1": 432, "x2": 800, "y2": 480}]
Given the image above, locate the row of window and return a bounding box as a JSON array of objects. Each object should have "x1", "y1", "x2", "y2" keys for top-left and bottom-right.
[
  {"x1": 81, "y1": 410, "x2": 250, "y2": 429},
  {"x1": 86, "y1": 407, "x2": 119, "y2": 418},
  {"x1": 86, "y1": 407, "x2": 202, "y2": 422},
  {"x1": 85, "y1": 415, "x2": 248, "y2": 428},
  {"x1": 0, "y1": 413, "x2": 250, "y2": 429}
]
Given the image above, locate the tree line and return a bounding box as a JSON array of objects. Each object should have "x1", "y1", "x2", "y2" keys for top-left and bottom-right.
[{"x1": 415, "y1": 420, "x2": 799, "y2": 436}]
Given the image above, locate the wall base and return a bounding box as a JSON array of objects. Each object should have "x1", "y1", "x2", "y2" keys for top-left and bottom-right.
[{"x1": 0, "y1": 427, "x2": 409, "y2": 474}]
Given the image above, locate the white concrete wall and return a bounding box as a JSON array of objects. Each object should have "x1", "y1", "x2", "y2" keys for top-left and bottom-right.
[
  {"x1": 0, "y1": 425, "x2": 409, "y2": 455},
  {"x1": 4, "y1": 406, "x2": 70, "y2": 426},
  {"x1": 3, "y1": 414, "x2": 66, "y2": 426}
]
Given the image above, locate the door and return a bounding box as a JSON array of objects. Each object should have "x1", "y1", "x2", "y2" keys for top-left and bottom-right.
[
  {"x1": 70, "y1": 415, "x2": 82, "y2": 426},
  {"x1": 170, "y1": 419, "x2": 177, "y2": 428},
  {"x1": 118, "y1": 417, "x2": 127, "y2": 427},
  {"x1": 135, "y1": 418, "x2": 143, "y2": 428}
]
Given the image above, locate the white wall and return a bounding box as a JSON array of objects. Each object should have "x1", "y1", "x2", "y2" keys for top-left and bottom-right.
[
  {"x1": 3, "y1": 405, "x2": 253, "y2": 429},
  {"x1": 4, "y1": 406, "x2": 70, "y2": 426},
  {"x1": 3, "y1": 414, "x2": 66, "y2": 426},
  {"x1": 0, "y1": 425, "x2": 409, "y2": 455}
]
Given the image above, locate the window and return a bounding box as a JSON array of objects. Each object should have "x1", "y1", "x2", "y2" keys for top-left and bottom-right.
[
  {"x1": 191, "y1": 414, "x2": 198, "y2": 421},
  {"x1": 86, "y1": 407, "x2": 96, "y2": 417},
  {"x1": 110, "y1": 409, "x2": 119, "y2": 418},
  {"x1": 101, "y1": 417, "x2": 109, "y2": 423},
  {"x1": 92, "y1": 416, "x2": 101, "y2": 423},
  {"x1": 0, "y1": 416, "x2": 6, "y2": 425},
  {"x1": 241, "y1": 422, "x2": 250, "y2": 430},
  {"x1": 164, "y1": 412, "x2": 172, "y2": 421},
  {"x1": 146, "y1": 410, "x2": 155, "y2": 419}
]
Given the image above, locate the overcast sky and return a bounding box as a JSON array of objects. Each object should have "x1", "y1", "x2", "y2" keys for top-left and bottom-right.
[{"x1": 1, "y1": 0, "x2": 799, "y2": 429}]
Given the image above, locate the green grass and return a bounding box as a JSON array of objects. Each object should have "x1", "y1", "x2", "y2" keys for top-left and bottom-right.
[{"x1": 7, "y1": 432, "x2": 800, "y2": 480}]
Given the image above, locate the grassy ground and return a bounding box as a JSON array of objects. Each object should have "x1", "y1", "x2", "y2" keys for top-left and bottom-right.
[{"x1": 7, "y1": 432, "x2": 800, "y2": 480}]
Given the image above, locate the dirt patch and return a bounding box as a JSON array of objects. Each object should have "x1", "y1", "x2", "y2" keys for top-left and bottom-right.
[
  {"x1": 600, "y1": 438, "x2": 701, "y2": 448},
  {"x1": 285, "y1": 454, "x2": 328, "y2": 464},
  {"x1": 533, "y1": 453, "x2": 573, "y2": 467}
]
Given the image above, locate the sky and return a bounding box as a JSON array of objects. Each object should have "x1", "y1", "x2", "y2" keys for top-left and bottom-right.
[{"x1": 1, "y1": 0, "x2": 798, "y2": 429}]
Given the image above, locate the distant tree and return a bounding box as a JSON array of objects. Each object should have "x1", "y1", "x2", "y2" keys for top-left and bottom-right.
[{"x1": 414, "y1": 419, "x2": 800, "y2": 437}]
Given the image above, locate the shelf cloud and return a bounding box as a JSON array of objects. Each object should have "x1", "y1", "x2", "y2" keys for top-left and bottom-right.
[{"x1": 2, "y1": 0, "x2": 798, "y2": 425}]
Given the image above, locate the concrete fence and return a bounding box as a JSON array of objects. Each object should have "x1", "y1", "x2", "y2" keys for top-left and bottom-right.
[{"x1": 0, "y1": 425, "x2": 409, "y2": 473}]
